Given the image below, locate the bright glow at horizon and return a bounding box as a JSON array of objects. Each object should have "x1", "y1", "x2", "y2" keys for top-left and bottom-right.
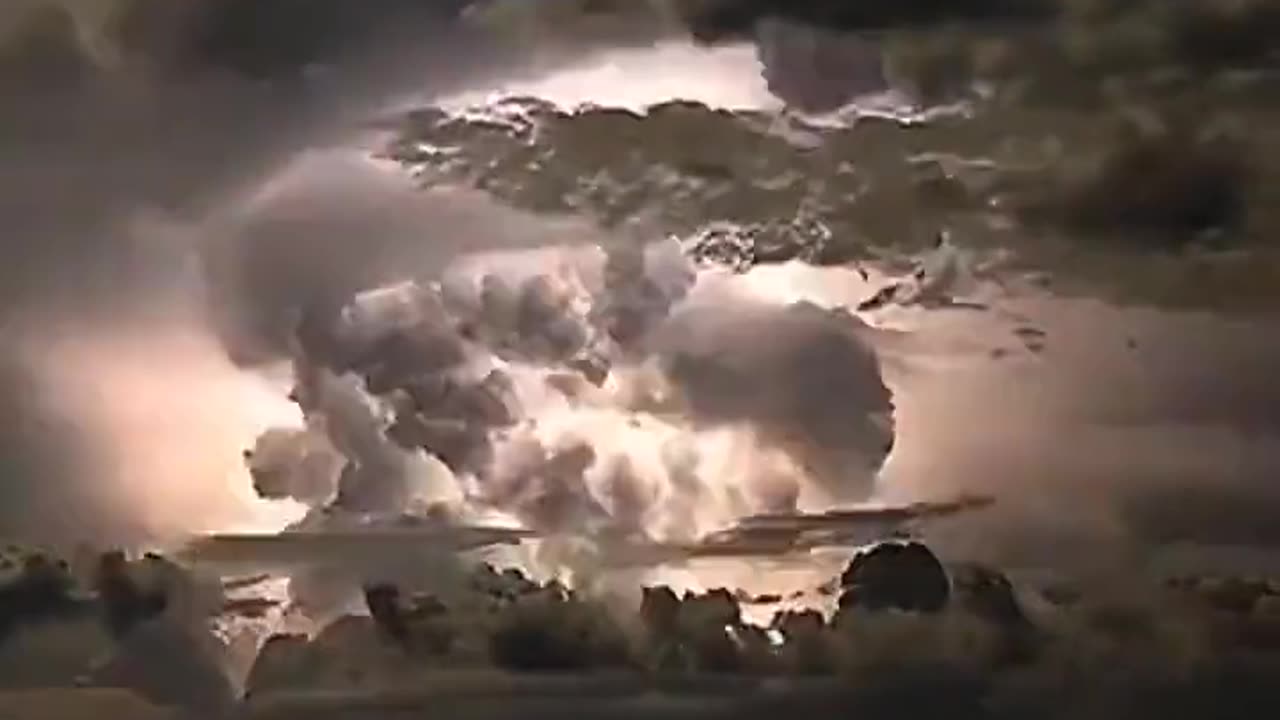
[{"x1": 430, "y1": 41, "x2": 780, "y2": 112}]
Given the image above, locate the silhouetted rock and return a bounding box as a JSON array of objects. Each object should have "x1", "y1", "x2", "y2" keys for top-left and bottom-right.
[
  {"x1": 674, "y1": 588, "x2": 747, "y2": 671},
  {"x1": 470, "y1": 563, "x2": 541, "y2": 604},
  {"x1": 364, "y1": 583, "x2": 411, "y2": 646},
  {"x1": 639, "y1": 585, "x2": 689, "y2": 671},
  {"x1": 684, "y1": 588, "x2": 743, "y2": 629},
  {"x1": 838, "y1": 541, "x2": 950, "y2": 614},
  {"x1": 0, "y1": 552, "x2": 81, "y2": 642},
  {"x1": 488, "y1": 593, "x2": 632, "y2": 672},
  {"x1": 87, "y1": 615, "x2": 239, "y2": 713},
  {"x1": 734, "y1": 590, "x2": 784, "y2": 605},
  {"x1": 683, "y1": 627, "x2": 744, "y2": 673},
  {"x1": 364, "y1": 583, "x2": 454, "y2": 656},
  {"x1": 729, "y1": 623, "x2": 779, "y2": 674},
  {"x1": 640, "y1": 585, "x2": 682, "y2": 637},
  {"x1": 640, "y1": 586, "x2": 755, "y2": 673},
  {"x1": 244, "y1": 633, "x2": 311, "y2": 696},
  {"x1": 773, "y1": 609, "x2": 832, "y2": 674},
  {"x1": 93, "y1": 552, "x2": 167, "y2": 640},
  {"x1": 774, "y1": 608, "x2": 826, "y2": 639}
]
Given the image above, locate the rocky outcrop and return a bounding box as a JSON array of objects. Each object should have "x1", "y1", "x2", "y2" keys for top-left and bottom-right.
[
  {"x1": 86, "y1": 615, "x2": 239, "y2": 714},
  {"x1": 837, "y1": 541, "x2": 951, "y2": 614},
  {"x1": 93, "y1": 552, "x2": 167, "y2": 640},
  {"x1": 640, "y1": 585, "x2": 785, "y2": 674},
  {"x1": 772, "y1": 609, "x2": 832, "y2": 674},
  {"x1": 487, "y1": 590, "x2": 631, "y2": 672},
  {"x1": 243, "y1": 633, "x2": 311, "y2": 697},
  {"x1": 0, "y1": 550, "x2": 82, "y2": 642}
]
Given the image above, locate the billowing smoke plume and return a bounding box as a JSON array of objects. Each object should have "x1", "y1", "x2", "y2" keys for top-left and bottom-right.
[
  {"x1": 244, "y1": 429, "x2": 342, "y2": 509},
  {"x1": 654, "y1": 297, "x2": 894, "y2": 499},
  {"x1": 0, "y1": 0, "x2": 911, "y2": 557},
  {"x1": 257, "y1": 236, "x2": 899, "y2": 579},
  {"x1": 0, "y1": 0, "x2": 672, "y2": 550}
]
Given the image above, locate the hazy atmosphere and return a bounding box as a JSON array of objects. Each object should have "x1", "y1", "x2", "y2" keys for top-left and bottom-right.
[{"x1": 2, "y1": 2, "x2": 1279, "y2": 718}]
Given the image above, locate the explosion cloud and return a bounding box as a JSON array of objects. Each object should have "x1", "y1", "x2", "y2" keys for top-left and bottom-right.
[
  {"x1": 5, "y1": 6, "x2": 1280, "y2": 717},
  {"x1": 0, "y1": 0, "x2": 660, "y2": 551},
  {"x1": 263, "y1": 237, "x2": 902, "y2": 571}
]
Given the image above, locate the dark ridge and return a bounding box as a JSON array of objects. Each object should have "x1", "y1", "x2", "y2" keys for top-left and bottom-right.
[
  {"x1": 0, "y1": 553, "x2": 82, "y2": 642},
  {"x1": 488, "y1": 594, "x2": 633, "y2": 672},
  {"x1": 838, "y1": 541, "x2": 951, "y2": 614},
  {"x1": 94, "y1": 551, "x2": 167, "y2": 640}
]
